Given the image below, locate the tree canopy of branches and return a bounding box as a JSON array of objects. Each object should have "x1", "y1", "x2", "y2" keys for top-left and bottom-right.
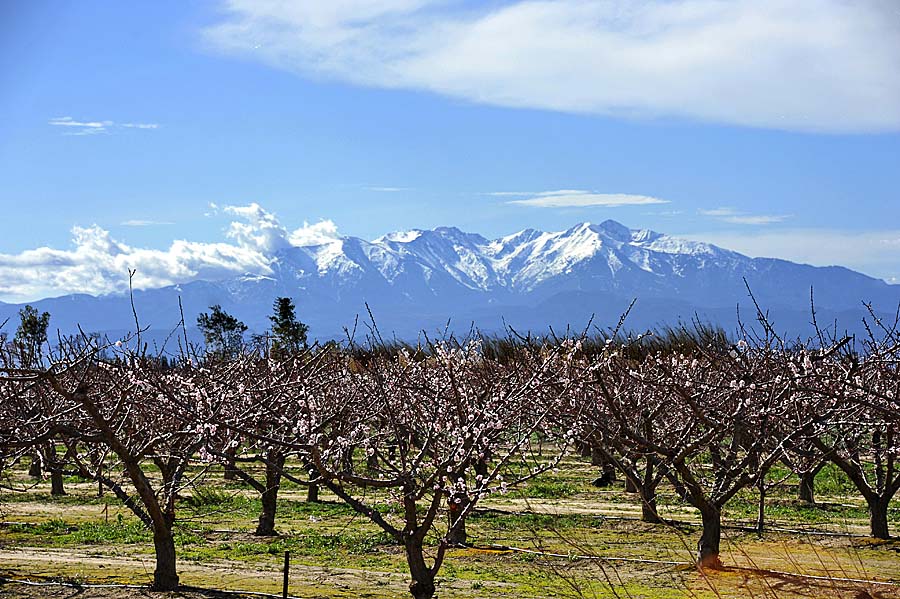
[{"x1": 197, "y1": 304, "x2": 247, "y2": 359}]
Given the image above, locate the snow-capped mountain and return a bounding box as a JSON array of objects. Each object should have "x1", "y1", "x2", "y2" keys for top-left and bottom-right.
[{"x1": 1, "y1": 220, "x2": 897, "y2": 343}]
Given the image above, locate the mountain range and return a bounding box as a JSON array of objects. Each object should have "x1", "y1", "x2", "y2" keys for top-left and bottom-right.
[{"x1": 1, "y1": 220, "x2": 897, "y2": 346}]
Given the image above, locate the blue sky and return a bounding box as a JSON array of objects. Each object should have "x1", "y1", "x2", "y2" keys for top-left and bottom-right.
[{"x1": 0, "y1": 0, "x2": 898, "y2": 302}]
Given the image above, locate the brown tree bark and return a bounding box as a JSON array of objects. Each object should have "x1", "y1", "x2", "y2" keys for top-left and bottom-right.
[
  {"x1": 223, "y1": 447, "x2": 238, "y2": 481},
  {"x1": 28, "y1": 453, "x2": 41, "y2": 477},
  {"x1": 255, "y1": 450, "x2": 285, "y2": 536},
  {"x1": 446, "y1": 494, "x2": 469, "y2": 546},
  {"x1": 797, "y1": 461, "x2": 824, "y2": 504},
  {"x1": 405, "y1": 537, "x2": 436, "y2": 599},
  {"x1": 49, "y1": 468, "x2": 66, "y2": 496},
  {"x1": 697, "y1": 504, "x2": 723, "y2": 569},
  {"x1": 151, "y1": 526, "x2": 179, "y2": 590},
  {"x1": 67, "y1": 386, "x2": 181, "y2": 591},
  {"x1": 869, "y1": 497, "x2": 890, "y2": 540}
]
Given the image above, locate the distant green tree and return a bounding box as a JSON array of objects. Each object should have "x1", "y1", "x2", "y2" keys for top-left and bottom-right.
[
  {"x1": 15, "y1": 305, "x2": 50, "y2": 366},
  {"x1": 269, "y1": 297, "x2": 308, "y2": 358},
  {"x1": 197, "y1": 305, "x2": 247, "y2": 359}
]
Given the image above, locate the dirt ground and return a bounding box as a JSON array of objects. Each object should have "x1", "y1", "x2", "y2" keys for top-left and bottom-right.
[
  {"x1": 2, "y1": 466, "x2": 898, "y2": 598},
  {"x1": 0, "y1": 545, "x2": 522, "y2": 599}
]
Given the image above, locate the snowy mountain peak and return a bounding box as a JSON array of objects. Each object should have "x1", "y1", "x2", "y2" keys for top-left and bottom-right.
[
  {"x1": 631, "y1": 228, "x2": 663, "y2": 243},
  {"x1": 264, "y1": 221, "x2": 748, "y2": 295},
  {"x1": 593, "y1": 219, "x2": 633, "y2": 242},
  {"x1": 377, "y1": 230, "x2": 423, "y2": 243}
]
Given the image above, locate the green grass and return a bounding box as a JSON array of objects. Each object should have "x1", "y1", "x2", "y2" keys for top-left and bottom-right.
[
  {"x1": 523, "y1": 479, "x2": 579, "y2": 499},
  {"x1": 2, "y1": 454, "x2": 899, "y2": 599},
  {"x1": 8, "y1": 516, "x2": 148, "y2": 544}
]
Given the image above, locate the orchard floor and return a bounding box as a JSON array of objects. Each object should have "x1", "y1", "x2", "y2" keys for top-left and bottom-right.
[{"x1": 2, "y1": 459, "x2": 899, "y2": 598}]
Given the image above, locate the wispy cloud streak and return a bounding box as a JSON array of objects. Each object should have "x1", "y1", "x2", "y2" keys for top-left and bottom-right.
[
  {"x1": 506, "y1": 190, "x2": 668, "y2": 208},
  {"x1": 700, "y1": 207, "x2": 790, "y2": 225},
  {"x1": 48, "y1": 116, "x2": 160, "y2": 136}
]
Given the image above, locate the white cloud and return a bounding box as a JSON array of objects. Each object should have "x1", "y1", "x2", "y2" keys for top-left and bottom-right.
[
  {"x1": 486, "y1": 191, "x2": 540, "y2": 197},
  {"x1": 689, "y1": 228, "x2": 900, "y2": 282},
  {"x1": 720, "y1": 215, "x2": 790, "y2": 225},
  {"x1": 120, "y1": 219, "x2": 175, "y2": 227},
  {"x1": 204, "y1": 0, "x2": 900, "y2": 133},
  {"x1": 224, "y1": 202, "x2": 293, "y2": 253},
  {"x1": 0, "y1": 226, "x2": 272, "y2": 303},
  {"x1": 0, "y1": 204, "x2": 342, "y2": 303},
  {"x1": 507, "y1": 190, "x2": 668, "y2": 208},
  {"x1": 48, "y1": 116, "x2": 160, "y2": 136},
  {"x1": 700, "y1": 207, "x2": 791, "y2": 225},
  {"x1": 364, "y1": 186, "x2": 411, "y2": 192},
  {"x1": 288, "y1": 220, "x2": 342, "y2": 246},
  {"x1": 699, "y1": 208, "x2": 740, "y2": 218}
]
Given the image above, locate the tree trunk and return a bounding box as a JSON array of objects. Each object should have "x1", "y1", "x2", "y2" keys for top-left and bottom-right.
[
  {"x1": 603, "y1": 461, "x2": 616, "y2": 484},
  {"x1": 638, "y1": 478, "x2": 661, "y2": 524},
  {"x1": 223, "y1": 447, "x2": 237, "y2": 481},
  {"x1": 405, "y1": 538, "x2": 436, "y2": 599},
  {"x1": 868, "y1": 497, "x2": 890, "y2": 540},
  {"x1": 591, "y1": 449, "x2": 616, "y2": 487},
  {"x1": 578, "y1": 441, "x2": 591, "y2": 458},
  {"x1": 625, "y1": 477, "x2": 637, "y2": 493},
  {"x1": 28, "y1": 454, "x2": 41, "y2": 478},
  {"x1": 755, "y1": 483, "x2": 766, "y2": 534},
  {"x1": 306, "y1": 465, "x2": 320, "y2": 503},
  {"x1": 697, "y1": 504, "x2": 723, "y2": 569},
  {"x1": 474, "y1": 456, "x2": 489, "y2": 480},
  {"x1": 797, "y1": 461, "x2": 824, "y2": 505},
  {"x1": 255, "y1": 452, "x2": 284, "y2": 536},
  {"x1": 307, "y1": 482, "x2": 319, "y2": 503},
  {"x1": 798, "y1": 471, "x2": 816, "y2": 504},
  {"x1": 50, "y1": 468, "x2": 66, "y2": 496},
  {"x1": 446, "y1": 494, "x2": 469, "y2": 546},
  {"x1": 367, "y1": 452, "x2": 379, "y2": 472},
  {"x1": 151, "y1": 526, "x2": 179, "y2": 591},
  {"x1": 641, "y1": 494, "x2": 661, "y2": 523}
]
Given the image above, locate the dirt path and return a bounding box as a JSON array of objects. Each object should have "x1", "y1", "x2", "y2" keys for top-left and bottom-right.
[{"x1": 0, "y1": 546, "x2": 519, "y2": 599}]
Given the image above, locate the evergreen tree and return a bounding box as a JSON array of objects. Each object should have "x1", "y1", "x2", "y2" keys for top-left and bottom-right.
[
  {"x1": 269, "y1": 297, "x2": 308, "y2": 358},
  {"x1": 15, "y1": 305, "x2": 50, "y2": 366},
  {"x1": 197, "y1": 305, "x2": 247, "y2": 359}
]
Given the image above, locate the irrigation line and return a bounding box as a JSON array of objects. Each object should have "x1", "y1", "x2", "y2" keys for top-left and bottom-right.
[
  {"x1": 731, "y1": 568, "x2": 900, "y2": 589},
  {"x1": 0, "y1": 578, "x2": 306, "y2": 599},
  {"x1": 722, "y1": 524, "x2": 867, "y2": 538},
  {"x1": 483, "y1": 545, "x2": 900, "y2": 588},
  {"x1": 0, "y1": 577, "x2": 146, "y2": 590},
  {"x1": 476, "y1": 508, "x2": 869, "y2": 538},
  {"x1": 484, "y1": 544, "x2": 688, "y2": 566},
  {"x1": 181, "y1": 586, "x2": 306, "y2": 599}
]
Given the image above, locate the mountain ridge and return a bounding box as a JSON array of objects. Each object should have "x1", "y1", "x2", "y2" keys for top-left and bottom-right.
[{"x1": 0, "y1": 220, "x2": 895, "y2": 343}]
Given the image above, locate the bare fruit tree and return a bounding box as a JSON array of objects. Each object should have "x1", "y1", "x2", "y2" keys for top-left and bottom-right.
[{"x1": 246, "y1": 340, "x2": 576, "y2": 599}]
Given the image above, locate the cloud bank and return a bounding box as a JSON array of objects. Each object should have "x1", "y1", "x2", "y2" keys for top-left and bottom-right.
[
  {"x1": 0, "y1": 204, "x2": 341, "y2": 303},
  {"x1": 204, "y1": 0, "x2": 900, "y2": 133}
]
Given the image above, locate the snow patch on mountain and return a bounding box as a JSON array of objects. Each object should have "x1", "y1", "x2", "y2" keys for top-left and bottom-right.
[{"x1": 298, "y1": 219, "x2": 739, "y2": 293}]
